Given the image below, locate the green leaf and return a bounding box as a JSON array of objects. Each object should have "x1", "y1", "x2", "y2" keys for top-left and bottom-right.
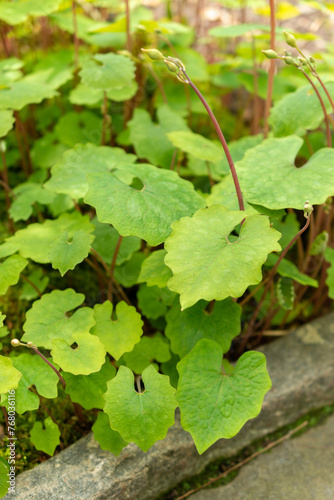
[
  {"x1": 276, "y1": 277, "x2": 295, "y2": 310},
  {"x1": 63, "y1": 358, "x2": 116, "y2": 410},
  {"x1": 165, "y1": 206, "x2": 281, "y2": 309},
  {"x1": 137, "y1": 249, "x2": 172, "y2": 288},
  {"x1": 92, "y1": 218, "x2": 140, "y2": 266},
  {"x1": 114, "y1": 251, "x2": 146, "y2": 288},
  {"x1": 161, "y1": 353, "x2": 180, "y2": 388},
  {"x1": 209, "y1": 23, "x2": 270, "y2": 37},
  {"x1": 167, "y1": 131, "x2": 223, "y2": 163},
  {"x1": 29, "y1": 50, "x2": 73, "y2": 90},
  {"x1": 85, "y1": 163, "x2": 206, "y2": 245},
  {"x1": 0, "y1": 255, "x2": 27, "y2": 295},
  {"x1": 237, "y1": 136, "x2": 334, "y2": 209},
  {"x1": 0, "y1": 76, "x2": 57, "y2": 110},
  {"x1": 104, "y1": 365, "x2": 177, "y2": 452},
  {"x1": 0, "y1": 458, "x2": 9, "y2": 498},
  {"x1": 91, "y1": 301, "x2": 143, "y2": 360},
  {"x1": 45, "y1": 143, "x2": 136, "y2": 199},
  {"x1": 69, "y1": 83, "x2": 103, "y2": 106},
  {"x1": 310, "y1": 231, "x2": 329, "y2": 256},
  {"x1": 0, "y1": 356, "x2": 22, "y2": 393},
  {"x1": 0, "y1": 110, "x2": 14, "y2": 137},
  {"x1": 177, "y1": 339, "x2": 272, "y2": 453},
  {"x1": 79, "y1": 53, "x2": 135, "y2": 91},
  {"x1": 269, "y1": 82, "x2": 334, "y2": 137},
  {"x1": 92, "y1": 412, "x2": 128, "y2": 456},
  {"x1": 22, "y1": 289, "x2": 95, "y2": 349},
  {"x1": 20, "y1": 268, "x2": 49, "y2": 301},
  {"x1": 49, "y1": 230, "x2": 94, "y2": 276},
  {"x1": 265, "y1": 254, "x2": 318, "y2": 287},
  {"x1": 324, "y1": 247, "x2": 334, "y2": 299},
  {"x1": 54, "y1": 111, "x2": 102, "y2": 147},
  {"x1": 0, "y1": 0, "x2": 62, "y2": 25},
  {"x1": 1, "y1": 353, "x2": 59, "y2": 414},
  {"x1": 1, "y1": 212, "x2": 94, "y2": 264},
  {"x1": 9, "y1": 182, "x2": 56, "y2": 222},
  {"x1": 30, "y1": 417, "x2": 61, "y2": 456},
  {"x1": 166, "y1": 298, "x2": 241, "y2": 358},
  {"x1": 31, "y1": 132, "x2": 67, "y2": 169},
  {"x1": 0, "y1": 314, "x2": 4, "y2": 328},
  {"x1": 207, "y1": 174, "x2": 257, "y2": 214},
  {"x1": 51, "y1": 333, "x2": 106, "y2": 376},
  {"x1": 119, "y1": 332, "x2": 171, "y2": 374},
  {"x1": 137, "y1": 285, "x2": 176, "y2": 319},
  {"x1": 271, "y1": 212, "x2": 300, "y2": 249}
]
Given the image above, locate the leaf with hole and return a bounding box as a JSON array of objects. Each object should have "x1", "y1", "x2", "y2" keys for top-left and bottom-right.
[{"x1": 48, "y1": 230, "x2": 95, "y2": 276}]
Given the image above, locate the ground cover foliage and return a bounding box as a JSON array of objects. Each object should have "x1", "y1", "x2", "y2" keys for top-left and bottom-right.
[{"x1": 0, "y1": 0, "x2": 334, "y2": 488}]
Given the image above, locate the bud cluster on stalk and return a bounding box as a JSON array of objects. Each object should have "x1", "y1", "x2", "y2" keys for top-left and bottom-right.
[{"x1": 141, "y1": 48, "x2": 189, "y2": 83}]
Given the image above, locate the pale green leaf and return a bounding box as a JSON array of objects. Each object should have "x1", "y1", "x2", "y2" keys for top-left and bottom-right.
[
  {"x1": 49, "y1": 230, "x2": 94, "y2": 276},
  {"x1": 69, "y1": 83, "x2": 103, "y2": 106},
  {"x1": 119, "y1": 332, "x2": 171, "y2": 374},
  {"x1": 167, "y1": 131, "x2": 223, "y2": 163},
  {"x1": 0, "y1": 255, "x2": 28, "y2": 295},
  {"x1": 0, "y1": 356, "x2": 22, "y2": 393},
  {"x1": 85, "y1": 163, "x2": 206, "y2": 245},
  {"x1": 104, "y1": 365, "x2": 177, "y2": 451},
  {"x1": 0, "y1": 0, "x2": 62, "y2": 25},
  {"x1": 0, "y1": 77, "x2": 57, "y2": 110},
  {"x1": 91, "y1": 301, "x2": 143, "y2": 360},
  {"x1": 165, "y1": 206, "x2": 281, "y2": 309},
  {"x1": 266, "y1": 254, "x2": 318, "y2": 287},
  {"x1": 0, "y1": 110, "x2": 14, "y2": 137},
  {"x1": 237, "y1": 136, "x2": 334, "y2": 209},
  {"x1": 20, "y1": 268, "x2": 49, "y2": 300},
  {"x1": 22, "y1": 289, "x2": 95, "y2": 349},
  {"x1": 79, "y1": 53, "x2": 135, "y2": 91},
  {"x1": 209, "y1": 23, "x2": 270, "y2": 37},
  {"x1": 63, "y1": 358, "x2": 116, "y2": 410},
  {"x1": 177, "y1": 339, "x2": 271, "y2": 453},
  {"x1": 166, "y1": 298, "x2": 241, "y2": 358},
  {"x1": 51, "y1": 333, "x2": 106, "y2": 375},
  {"x1": 9, "y1": 182, "x2": 56, "y2": 222},
  {"x1": 30, "y1": 417, "x2": 61, "y2": 456},
  {"x1": 92, "y1": 412, "x2": 128, "y2": 456},
  {"x1": 137, "y1": 249, "x2": 172, "y2": 288},
  {"x1": 45, "y1": 143, "x2": 136, "y2": 199},
  {"x1": 0, "y1": 459, "x2": 9, "y2": 498},
  {"x1": 276, "y1": 277, "x2": 295, "y2": 310}
]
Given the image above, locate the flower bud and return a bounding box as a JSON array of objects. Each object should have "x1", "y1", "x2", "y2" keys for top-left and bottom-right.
[
  {"x1": 284, "y1": 49, "x2": 292, "y2": 57},
  {"x1": 309, "y1": 56, "x2": 315, "y2": 63},
  {"x1": 283, "y1": 56, "x2": 299, "y2": 66},
  {"x1": 262, "y1": 49, "x2": 279, "y2": 59},
  {"x1": 166, "y1": 56, "x2": 184, "y2": 69},
  {"x1": 303, "y1": 201, "x2": 313, "y2": 217},
  {"x1": 283, "y1": 30, "x2": 297, "y2": 49},
  {"x1": 141, "y1": 48, "x2": 164, "y2": 61},
  {"x1": 11, "y1": 339, "x2": 20, "y2": 347},
  {"x1": 27, "y1": 341, "x2": 35, "y2": 348},
  {"x1": 164, "y1": 59, "x2": 179, "y2": 73}
]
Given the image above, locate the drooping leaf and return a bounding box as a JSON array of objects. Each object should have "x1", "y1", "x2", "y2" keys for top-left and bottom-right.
[
  {"x1": 0, "y1": 255, "x2": 28, "y2": 295},
  {"x1": 177, "y1": 339, "x2": 271, "y2": 453},
  {"x1": 167, "y1": 131, "x2": 223, "y2": 163},
  {"x1": 79, "y1": 53, "x2": 135, "y2": 91},
  {"x1": 0, "y1": 110, "x2": 15, "y2": 137},
  {"x1": 236, "y1": 136, "x2": 334, "y2": 209},
  {"x1": 166, "y1": 299, "x2": 241, "y2": 358},
  {"x1": 269, "y1": 82, "x2": 334, "y2": 137},
  {"x1": 104, "y1": 365, "x2": 177, "y2": 452},
  {"x1": 22, "y1": 289, "x2": 95, "y2": 349},
  {"x1": 1, "y1": 353, "x2": 60, "y2": 414},
  {"x1": 85, "y1": 163, "x2": 206, "y2": 245},
  {"x1": 63, "y1": 357, "x2": 116, "y2": 410},
  {"x1": 91, "y1": 301, "x2": 143, "y2": 360},
  {"x1": 119, "y1": 332, "x2": 171, "y2": 374},
  {"x1": 0, "y1": 212, "x2": 94, "y2": 264},
  {"x1": 310, "y1": 231, "x2": 329, "y2": 256},
  {"x1": 324, "y1": 247, "x2": 334, "y2": 299},
  {"x1": 92, "y1": 218, "x2": 140, "y2": 266},
  {"x1": 44, "y1": 143, "x2": 136, "y2": 199},
  {"x1": 276, "y1": 277, "x2": 295, "y2": 310},
  {"x1": 92, "y1": 412, "x2": 128, "y2": 456},
  {"x1": 265, "y1": 254, "x2": 318, "y2": 287},
  {"x1": 137, "y1": 285, "x2": 176, "y2": 319},
  {"x1": 137, "y1": 249, "x2": 172, "y2": 288},
  {"x1": 30, "y1": 417, "x2": 61, "y2": 456},
  {"x1": 0, "y1": 356, "x2": 22, "y2": 393},
  {"x1": 165, "y1": 206, "x2": 281, "y2": 309},
  {"x1": 49, "y1": 230, "x2": 94, "y2": 276},
  {"x1": 51, "y1": 333, "x2": 106, "y2": 376}
]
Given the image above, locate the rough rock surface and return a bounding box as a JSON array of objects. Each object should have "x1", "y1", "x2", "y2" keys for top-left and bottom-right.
[
  {"x1": 192, "y1": 413, "x2": 334, "y2": 500},
  {"x1": 8, "y1": 313, "x2": 334, "y2": 500}
]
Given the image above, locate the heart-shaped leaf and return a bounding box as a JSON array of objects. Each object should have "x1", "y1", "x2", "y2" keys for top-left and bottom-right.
[
  {"x1": 166, "y1": 299, "x2": 241, "y2": 358},
  {"x1": 85, "y1": 163, "x2": 206, "y2": 245},
  {"x1": 165, "y1": 206, "x2": 281, "y2": 309},
  {"x1": 30, "y1": 417, "x2": 61, "y2": 456},
  {"x1": 236, "y1": 136, "x2": 334, "y2": 209},
  {"x1": 48, "y1": 230, "x2": 94, "y2": 276},
  {"x1": 104, "y1": 365, "x2": 177, "y2": 451},
  {"x1": 177, "y1": 339, "x2": 271, "y2": 453}
]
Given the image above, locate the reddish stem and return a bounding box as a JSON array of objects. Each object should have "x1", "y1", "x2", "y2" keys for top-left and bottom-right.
[{"x1": 30, "y1": 346, "x2": 66, "y2": 388}]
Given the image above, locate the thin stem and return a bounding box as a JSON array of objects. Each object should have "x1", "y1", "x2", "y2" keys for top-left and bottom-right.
[
  {"x1": 315, "y1": 75, "x2": 334, "y2": 114},
  {"x1": 30, "y1": 346, "x2": 66, "y2": 388},
  {"x1": 263, "y1": 0, "x2": 276, "y2": 138},
  {"x1": 239, "y1": 277, "x2": 269, "y2": 307},
  {"x1": 170, "y1": 148, "x2": 178, "y2": 170},
  {"x1": 72, "y1": 0, "x2": 79, "y2": 74},
  {"x1": 20, "y1": 273, "x2": 42, "y2": 298},
  {"x1": 243, "y1": 215, "x2": 311, "y2": 343},
  {"x1": 206, "y1": 161, "x2": 214, "y2": 186},
  {"x1": 108, "y1": 236, "x2": 123, "y2": 302},
  {"x1": 182, "y1": 70, "x2": 244, "y2": 211},
  {"x1": 125, "y1": 0, "x2": 132, "y2": 52},
  {"x1": 177, "y1": 420, "x2": 308, "y2": 500},
  {"x1": 301, "y1": 70, "x2": 332, "y2": 147},
  {"x1": 38, "y1": 396, "x2": 59, "y2": 426}
]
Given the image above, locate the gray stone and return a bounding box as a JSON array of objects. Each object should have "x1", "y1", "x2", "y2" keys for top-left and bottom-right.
[
  {"x1": 8, "y1": 313, "x2": 334, "y2": 500},
  {"x1": 192, "y1": 413, "x2": 334, "y2": 500}
]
